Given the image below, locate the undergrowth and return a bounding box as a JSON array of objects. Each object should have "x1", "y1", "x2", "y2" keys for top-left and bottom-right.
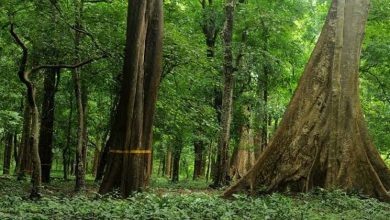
[{"x1": 0, "y1": 177, "x2": 389, "y2": 219}]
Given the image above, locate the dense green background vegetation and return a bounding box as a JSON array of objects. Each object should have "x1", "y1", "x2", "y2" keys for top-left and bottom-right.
[
  {"x1": 0, "y1": 0, "x2": 389, "y2": 218},
  {"x1": 0, "y1": 0, "x2": 388, "y2": 177}
]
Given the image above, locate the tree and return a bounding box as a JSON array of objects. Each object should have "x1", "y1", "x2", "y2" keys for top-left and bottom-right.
[
  {"x1": 73, "y1": 0, "x2": 87, "y2": 192},
  {"x1": 212, "y1": 0, "x2": 235, "y2": 187},
  {"x1": 10, "y1": 24, "x2": 42, "y2": 198},
  {"x1": 39, "y1": 69, "x2": 58, "y2": 183},
  {"x1": 2, "y1": 133, "x2": 13, "y2": 175},
  {"x1": 224, "y1": 0, "x2": 390, "y2": 202},
  {"x1": 99, "y1": 0, "x2": 163, "y2": 197},
  {"x1": 38, "y1": 0, "x2": 61, "y2": 184},
  {"x1": 10, "y1": 19, "x2": 104, "y2": 197},
  {"x1": 17, "y1": 100, "x2": 33, "y2": 180}
]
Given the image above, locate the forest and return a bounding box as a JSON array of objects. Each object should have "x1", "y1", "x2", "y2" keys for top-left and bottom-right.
[{"x1": 0, "y1": 0, "x2": 390, "y2": 219}]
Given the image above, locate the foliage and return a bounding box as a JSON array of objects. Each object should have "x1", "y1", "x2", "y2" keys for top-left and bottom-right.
[
  {"x1": 360, "y1": 0, "x2": 390, "y2": 157},
  {"x1": 0, "y1": 0, "x2": 388, "y2": 210},
  {"x1": 0, "y1": 178, "x2": 389, "y2": 220}
]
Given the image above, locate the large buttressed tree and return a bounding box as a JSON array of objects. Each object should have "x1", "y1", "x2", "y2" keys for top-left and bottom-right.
[
  {"x1": 224, "y1": 0, "x2": 390, "y2": 201},
  {"x1": 99, "y1": 0, "x2": 163, "y2": 197}
]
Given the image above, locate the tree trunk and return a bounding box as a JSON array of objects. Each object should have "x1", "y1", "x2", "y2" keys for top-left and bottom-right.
[
  {"x1": 230, "y1": 107, "x2": 255, "y2": 181},
  {"x1": 172, "y1": 145, "x2": 182, "y2": 183},
  {"x1": 12, "y1": 44, "x2": 42, "y2": 197},
  {"x1": 70, "y1": 158, "x2": 75, "y2": 176},
  {"x1": 30, "y1": 102, "x2": 41, "y2": 198},
  {"x1": 73, "y1": 67, "x2": 86, "y2": 191},
  {"x1": 39, "y1": 69, "x2": 58, "y2": 183},
  {"x1": 17, "y1": 99, "x2": 33, "y2": 180},
  {"x1": 205, "y1": 142, "x2": 213, "y2": 182},
  {"x1": 99, "y1": 0, "x2": 163, "y2": 197},
  {"x1": 165, "y1": 147, "x2": 172, "y2": 177},
  {"x1": 212, "y1": 0, "x2": 235, "y2": 188},
  {"x1": 3, "y1": 133, "x2": 13, "y2": 175},
  {"x1": 13, "y1": 133, "x2": 19, "y2": 174},
  {"x1": 95, "y1": 139, "x2": 109, "y2": 181},
  {"x1": 157, "y1": 158, "x2": 163, "y2": 176},
  {"x1": 224, "y1": 0, "x2": 390, "y2": 202},
  {"x1": 260, "y1": 65, "x2": 269, "y2": 152},
  {"x1": 73, "y1": 0, "x2": 86, "y2": 192},
  {"x1": 81, "y1": 86, "x2": 88, "y2": 171},
  {"x1": 94, "y1": 94, "x2": 118, "y2": 182},
  {"x1": 193, "y1": 141, "x2": 204, "y2": 180},
  {"x1": 63, "y1": 90, "x2": 73, "y2": 181},
  {"x1": 92, "y1": 138, "x2": 101, "y2": 177}
]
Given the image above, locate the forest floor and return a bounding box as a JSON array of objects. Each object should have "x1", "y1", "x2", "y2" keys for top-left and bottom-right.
[{"x1": 0, "y1": 175, "x2": 389, "y2": 219}]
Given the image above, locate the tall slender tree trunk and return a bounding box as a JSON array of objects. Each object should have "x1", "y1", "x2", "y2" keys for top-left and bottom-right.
[
  {"x1": 17, "y1": 99, "x2": 33, "y2": 180},
  {"x1": 95, "y1": 139, "x2": 109, "y2": 181},
  {"x1": 260, "y1": 65, "x2": 269, "y2": 152},
  {"x1": 99, "y1": 0, "x2": 163, "y2": 197},
  {"x1": 13, "y1": 133, "x2": 19, "y2": 174},
  {"x1": 193, "y1": 141, "x2": 204, "y2": 180},
  {"x1": 3, "y1": 133, "x2": 13, "y2": 175},
  {"x1": 212, "y1": 0, "x2": 235, "y2": 187},
  {"x1": 73, "y1": 0, "x2": 86, "y2": 191},
  {"x1": 95, "y1": 93, "x2": 118, "y2": 182},
  {"x1": 39, "y1": 69, "x2": 58, "y2": 183},
  {"x1": 10, "y1": 29, "x2": 42, "y2": 196},
  {"x1": 81, "y1": 87, "x2": 88, "y2": 171},
  {"x1": 172, "y1": 144, "x2": 182, "y2": 183},
  {"x1": 63, "y1": 91, "x2": 73, "y2": 181},
  {"x1": 38, "y1": 0, "x2": 60, "y2": 184},
  {"x1": 200, "y1": 0, "x2": 222, "y2": 183},
  {"x1": 206, "y1": 142, "x2": 213, "y2": 182},
  {"x1": 165, "y1": 147, "x2": 172, "y2": 177},
  {"x1": 73, "y1": 69, "x2": 86, "y2": 191},
  {"x1": 29, "y1": 100, "x2": 41, "y2": 198},
  {"x1": 224, "y1": 0, "x2": 390, "y2": 202},
  {"x1": 92, "y1": 137, "x2": 101, "y2": 177}
]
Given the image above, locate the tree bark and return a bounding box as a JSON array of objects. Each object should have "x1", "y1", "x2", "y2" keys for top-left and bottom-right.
[
  {"x1": 230, "y1": 106, "x2": 255, "y2": 181},
  {"x1": 95, "y1": 92, "x2": 119, "y2": 182},
  {"x1": 10, "y1": 24, "x2": 42, "y2": 198},
  {"x1": 193, "y1": 141, "x2": 204, "y2": 180},
  {"x1": 212, "y1": 0, "x2": 235, "y2": 187},
  {"x1": 3, "y1": 133, "x2": 13, "y2": 175},
  {"x1": 81, "y1": 86, "x2": 89, "y2": 171},
  {"x1": 165, "y1": 146, "x2": 172, "y2": 177},
  {"x1": 13, "y1": 133, "x2": 19, "y2": 174},
  {"x1": 39, "y1": 69, "x2": 58, "y2": 183},
  {"x1": 95, "y1": 139, "x2": 109, "y2": 181},
  {"x1": 206, "y1": 142, "x2": 213, "y2": 182},
  {"x1": 99, "y1": 0, "x2": 163, "y2": 197},
  {"x1": 63, "y1": 90, "x2": 73, "y2": 181},
  {"x1": 172, "y1": 143, "x2": 182, "y2": 183},
  {"x1": 92, "y1": 138, "x2": 101, "y2": 176},
  {"x1": 260, "y1": 65, "x2": 269, "y2": 152},
  {"x1": 224, "y1": 0, "x2": 390, "y2": 202},
  {"x1": 73, "y1": 0, "x2": 86, "y2": 192},
  {"x1": 17, "y1": 99, "x2": 33, "y2": 180}
]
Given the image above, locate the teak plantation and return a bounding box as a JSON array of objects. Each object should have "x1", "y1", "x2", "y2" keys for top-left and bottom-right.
[{"x1": 0, "y1": 0, "x2": 390, "y2": 219}]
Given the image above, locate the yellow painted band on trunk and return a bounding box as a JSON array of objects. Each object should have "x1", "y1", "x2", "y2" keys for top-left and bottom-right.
[{"x1": 109, "y1": 149, "x2": 152, "y2": 154}]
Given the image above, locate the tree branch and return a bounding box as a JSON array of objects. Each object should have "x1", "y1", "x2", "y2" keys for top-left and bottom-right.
[
  {"x1": 9, "y1": 23, "x2": 35, "y2": 106},
  {"x1": 84, "y1": 0, "x2": 112, "y2": 3},
  {"x1": 49, "y1": 1, "x2": 114, "y2": 58},
  {"x1": 28, "y1": 55, "x2": 107, "y2": 74}
]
